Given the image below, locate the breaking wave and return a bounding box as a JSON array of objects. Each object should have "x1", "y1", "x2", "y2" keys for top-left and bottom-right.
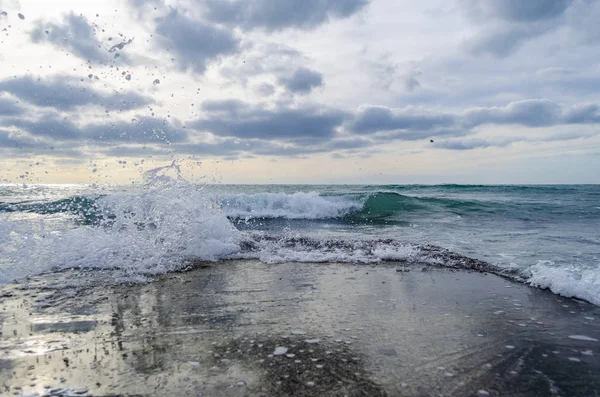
[{"x1": 1, "y1": 175, "x2": 599, "y2": 305}]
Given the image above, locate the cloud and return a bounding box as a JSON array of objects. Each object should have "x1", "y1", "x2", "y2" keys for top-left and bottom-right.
[
  {"x1": 349, "y1": 106, "x2": 456, "y2": 135},
  {"x1": 0, "y1": 97, "x2": 24, "y2": 116},
  {"x1": 0, "y1": 75, "x2": 151, "y2": 111},
  {"x1": 278, "y1": 68, "x2": 323, "y2": 94},
  {"x1": 0, "y1": 129, "x2": 46, "y2": 149},
  {"x1": 467, "y1": 24, "x2": 549, "y2": 57},
  {"x1": 219, "y1": 42, "x2": 307, "y2": 86},
  {"x1": 2, "y1": 114, "x2": 188, "y2": 144},
  {"x1": 155, "y1": 10, "x2": 240, "y2": 74},
  {"x1": 462, "y1": 99, "x2": 562, "y2": 127},
  {"x1": 434, "y1": 130, "x2": 596, "y2": 151},
  {"x1": 255, "y1": 83, "x2": 276, "y2": 96},
  {"x1": 462, "y1": 0, "x2": 572, "y2": 23},
  {"x1": 349, "y1": 99, "x2": 600, "y2": 140},
  {"x1": 462, "y1": 0, "x2": 575, "y2": 57},
  {"x1": 30, "y1": 13, "x2": 126, "y2": 63},
  {"x1": 193, "y1": 99, "x2": 348, "y2": 141},
  {"x1": 202, "y1": 0, "x2": 368, "y2": 31}
]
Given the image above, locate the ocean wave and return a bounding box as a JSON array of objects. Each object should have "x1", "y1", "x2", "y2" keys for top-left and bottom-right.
[
  {"x1": 2, "y1": 186, "x2": 598, "y2": 224},
  {"x1": 529, "y1": 261, "x2": 600, "y2": 306},
  {"x1": 2, "y1": 179, "x2": 600, "y2": 306},
  {"x1": 216, "y1": 191, "x2": 362, "y2": 219}
]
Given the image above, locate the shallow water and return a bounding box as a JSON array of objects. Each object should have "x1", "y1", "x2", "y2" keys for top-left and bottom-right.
[{"x1": 1, "y1": 262, "x2": 599, "y2": 396}]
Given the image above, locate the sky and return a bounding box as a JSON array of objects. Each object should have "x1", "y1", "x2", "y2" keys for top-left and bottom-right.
[{"x1": 0, "y1": 0, "x2": 599, "y2": 184}]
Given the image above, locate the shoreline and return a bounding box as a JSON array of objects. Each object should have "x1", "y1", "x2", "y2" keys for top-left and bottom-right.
[{"x1": 1, "y1": 260, "x2": 599, "y2": 396}]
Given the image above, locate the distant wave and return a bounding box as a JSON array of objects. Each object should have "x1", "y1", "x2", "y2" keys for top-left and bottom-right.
[
  {"x1": 216, "y1": 191, "x2": 362, "y2": 219},
  {"x1": 2, "y1": 188, "x2": 598, "y2": 225}
]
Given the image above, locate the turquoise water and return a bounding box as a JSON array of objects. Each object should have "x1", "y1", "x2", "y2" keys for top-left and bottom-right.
[{"x1": 1, "y1": 182, "x2": 599, "y2": 304}]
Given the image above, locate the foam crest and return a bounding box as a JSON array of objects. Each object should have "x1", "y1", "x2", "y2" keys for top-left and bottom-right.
[
  {"x1": 528, "y1": 261, "x2": 600, "y2": 306},
  {"x1": 217, "y1": 191, "x2": 362, "y2": 219}
]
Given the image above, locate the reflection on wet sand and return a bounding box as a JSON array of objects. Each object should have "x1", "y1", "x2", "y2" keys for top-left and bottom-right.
[{"x1": 1, "y1": 260, "x2": 599, "y2": 396}]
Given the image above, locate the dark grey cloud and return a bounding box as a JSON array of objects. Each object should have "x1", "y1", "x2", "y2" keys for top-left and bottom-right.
[
  {"x1": 193, "y1": 100, "x2": 348, "y2": 141},
  {"x1": 434, "y1": 130, "x2": 596, "y2": 151},
  {"x1": 87, "y1": 116, "x2": 189, "y2": 144},
  {"x1": 104, "y1": 145, "x2": 172, "y2": 157},
  {"x1": 462, "y1": 99, "x2": 561, "y2": 127},
  {"x1": 2, "y1": 114, "x2": 187, "y2": 144},
  {"x1": 278, "y1": 68, "x2": 323, "y2": 94},
  {"x1": 463, "y1": 0, "x2": 572, "y2": 22},
  {"x1": 30, "y1": 13, "x2": 125, "y2": 63},
  {"x1": 255, "y1": 83, "x2": 276, "y2": 96},
  {"x1": 155, "y1": 10, "x2": 240, "y2": 74},
  {"x1": 174, "y1": 135, "x2": 372, "y2": 158},
  {"x1": 202, "y1": 0, "x2": 368, "y2": 31},
  {"x1": 349, "y1": 100, "x2": 600, "y2": 140},
  {"x1": 562, "y1": 103, "x2": 600, "y2": 123},
  {"x1": 349, "y1": 106, "x2": 455, "y2": 135},
  {"x1": 0, "y1": 75, "x2": 151, "y2": 111},
  {"x1": 0, "y1": 129, "x2": 46, "y2": 149},
  {"x1": 433, "y1": 138, "x2": 510, "y2": 151},
  {"x1": 8, "y1": 115, "x2": 84, "y2": 140},
  {"x1": 0, "y1": 97, "x2": 24, "y2": 116},
  {"x1": 468, "y1": 24, "x2": 548, "y2": 57},
  {"x1": 0, "y1": 128, "x2": 86, "y2": 159},
  {"x1": 462, "y1": 0, "x2": 575, "y2": 57}
]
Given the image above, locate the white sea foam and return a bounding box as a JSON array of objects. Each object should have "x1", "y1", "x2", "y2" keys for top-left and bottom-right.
[
  {"x1": 234, "y1": 235, "x2": 424, "y2": 264},
  {"x1": 216, "y1": 191, "x2": 362, "y2": 219},
  {"x1": 528, "y1": 261, "x2": 600, "y2": 306},
  {"x1": 2, "y1": 175, "x2": 240, "y2": 283}
]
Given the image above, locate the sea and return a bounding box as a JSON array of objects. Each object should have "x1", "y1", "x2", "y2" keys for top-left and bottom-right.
[{"x1": 1, "y1": 169, "x2": 599, "y2": 305}]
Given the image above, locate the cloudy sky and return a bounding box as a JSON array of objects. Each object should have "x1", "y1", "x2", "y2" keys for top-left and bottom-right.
[{"x1": 0, "y1": 0, "x2": 599, "y2": 184}]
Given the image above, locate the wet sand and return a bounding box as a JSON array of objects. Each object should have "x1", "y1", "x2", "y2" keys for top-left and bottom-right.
[{"x1": 1, "y1": 260, "x2": 599, "y2": 396}]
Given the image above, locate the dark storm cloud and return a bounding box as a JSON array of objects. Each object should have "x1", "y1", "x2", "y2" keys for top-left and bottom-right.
[
  {"x1": 0, "y1": 97, "x2": 24, "y2": 116},
  {"x1": 202, "y1": 0, "x2": 368, "y2": 31},
  {"x1": 0, "y1": 75, "x2": 151, "y2": 111},
  {"x1": 193, "y1": 100, "x2": 348, "y2": 141},
  {"x1": 278, "y1": 68, "x2": 323, "y2": 94},
  {"x1": 3, "y1": 114, "x2": 187, "y2": 144},
  {"x1": 155, "y1": 10, "x2": 240, "y2": 74},
  {"x1": 30, "y1": 13, "x2": 121, "y2": 63}
]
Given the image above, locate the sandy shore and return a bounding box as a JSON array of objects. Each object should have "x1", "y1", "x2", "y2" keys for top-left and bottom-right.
[{"x1": 1, "y1": 260, "x2": 599, "y2": 396}]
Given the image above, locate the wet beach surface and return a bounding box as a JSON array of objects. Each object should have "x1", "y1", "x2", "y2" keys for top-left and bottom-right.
[{"x1": 1, "y1": 260, "x2": 599, "y2": 396}]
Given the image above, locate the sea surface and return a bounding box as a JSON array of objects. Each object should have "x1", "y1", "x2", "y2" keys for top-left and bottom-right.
[{"x1": 1, "y1": 173, "x2": 599, "y2": 304}]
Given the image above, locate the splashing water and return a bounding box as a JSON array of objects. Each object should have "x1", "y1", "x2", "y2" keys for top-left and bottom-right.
[{"x1": 2, "y1": 163, "x2": 240, "y2": 283}]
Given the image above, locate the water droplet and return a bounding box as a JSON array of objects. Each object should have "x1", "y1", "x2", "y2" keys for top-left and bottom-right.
[
  {"x1": 153, "y1": 79, "x2": 160, "y2": 85},
  {"x1": 125, "y1": 74, "x2": 131, "y2": 81}
]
